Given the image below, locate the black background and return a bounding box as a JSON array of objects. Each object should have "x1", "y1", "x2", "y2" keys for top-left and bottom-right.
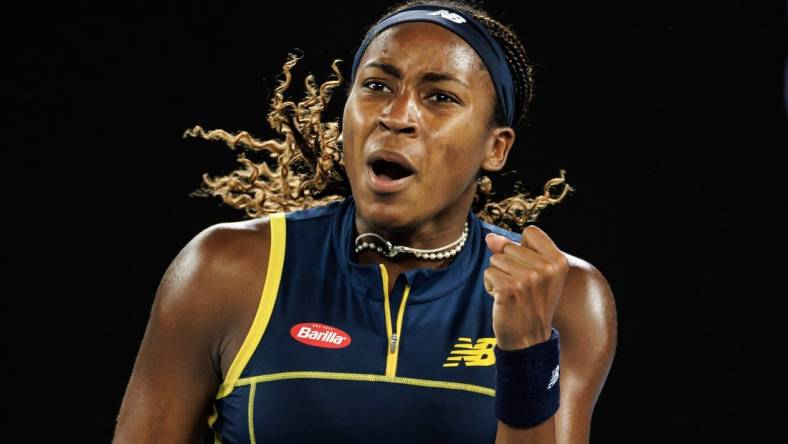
[{"x1": 4, "y1": 0, "x2": 784, "y2": 442}]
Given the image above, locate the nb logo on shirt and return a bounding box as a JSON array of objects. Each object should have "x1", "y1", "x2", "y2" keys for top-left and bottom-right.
[{"x1": 442, "y1": 337, "x2": 496, "y2": 367}]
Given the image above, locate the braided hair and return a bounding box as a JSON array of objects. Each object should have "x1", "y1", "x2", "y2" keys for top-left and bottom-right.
[{"x1": 183, "y1": 0, "x2": 573, "y2": 230}]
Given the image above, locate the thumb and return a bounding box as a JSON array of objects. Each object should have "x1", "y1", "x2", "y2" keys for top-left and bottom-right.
[{"x1": 485, "y1": 232, "x2": 515, "y2": 254}]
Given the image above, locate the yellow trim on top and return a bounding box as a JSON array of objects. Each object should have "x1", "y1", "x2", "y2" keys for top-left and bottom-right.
[
  {"x1": 207, "y1": 403, "x2": 219, "y2": 428},
  {"x1": 207, "y1": 402, "x2": 223, "y2": 443},
  {"x1": 208, "y1": 402, "x2": 223, "y2": 443},
  {"x1": 379, "y1": 264, "x2": 411, "y2": 377},
  {"x1": 248, "y1": 382, "x2": 257, "y2": 444},
  {"x1": 215, "y1": 212, "x2": 287, "y2": 400},
  {"x1": 235, "y1": 370, "x2": 495, "y2": 397},
  {"x1": 208, "y1": 404, "x2": 223, "y2": 444}
]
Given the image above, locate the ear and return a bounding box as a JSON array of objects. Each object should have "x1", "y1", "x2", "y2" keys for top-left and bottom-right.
[
  {"x1": 480, "y1": 127, "x2": 515, "y2": 172},
  {"x1": 337, "y1": 131, "x2": 345, "y2": 165}
]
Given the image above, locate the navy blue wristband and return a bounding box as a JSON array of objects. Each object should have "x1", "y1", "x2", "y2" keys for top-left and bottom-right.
[{"x1": 494, "y1": 328, "x2": 561, "y2": 427}]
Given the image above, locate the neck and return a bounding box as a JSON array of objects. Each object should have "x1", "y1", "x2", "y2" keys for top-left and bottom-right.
[
  {"x1": 351, "y1": 179, "x2": 479, "y2": 292},
  {"x1": 353, "y1": 200, "x2": 473, "y2": 273},
  {"x1": 356, "y1": 221, "x2": 467, "y2": 258}
]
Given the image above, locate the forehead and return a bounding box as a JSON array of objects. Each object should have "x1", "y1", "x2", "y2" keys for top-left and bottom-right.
[{"x1": 359, "y1": 21, "x2": 485, "y2": 79}]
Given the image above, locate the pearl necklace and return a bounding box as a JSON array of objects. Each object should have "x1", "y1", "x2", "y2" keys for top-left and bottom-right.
[{"x1": 354, "y1": 222, "x2": 469, "y2": 260}]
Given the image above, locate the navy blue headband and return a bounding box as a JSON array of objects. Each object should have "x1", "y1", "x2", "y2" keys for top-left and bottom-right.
[{"x1": 350, "y1": 5, "x2": 516, "y2": 127}]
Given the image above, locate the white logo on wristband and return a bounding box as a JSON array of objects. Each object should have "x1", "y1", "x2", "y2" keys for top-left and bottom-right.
[{"x1": 548, "y1": 364, "x2": 560, "y2": 390}]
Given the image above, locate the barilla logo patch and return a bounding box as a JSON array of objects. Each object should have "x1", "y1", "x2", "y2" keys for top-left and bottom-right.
[{"x1": 290, "y1": 322, "x2": 352, "y2": 349}]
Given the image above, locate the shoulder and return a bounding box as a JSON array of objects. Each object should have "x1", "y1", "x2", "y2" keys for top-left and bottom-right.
[
  {"x1": 151, "y1": 217, "x2": 273, "y2": 338},
  {"x1": 191, "y1": 217, "x2": 272, "y2": 265},
  {"x1": 182, "y1": 199, "x2": 345, "y2": 284},
  {"x1": 554, "y1": 251, "x2": 618, "y2": 354},
  {"x1": 172, "y1": 216, "x2": 273, "y2": 290},
  {"x1": 561, "y1": 252, "x2": 616, "y2": 314}
]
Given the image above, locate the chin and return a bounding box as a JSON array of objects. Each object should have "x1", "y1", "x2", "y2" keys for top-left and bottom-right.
[{"x1": 356, "y1": 195, "x2": 417, "y2": 232}]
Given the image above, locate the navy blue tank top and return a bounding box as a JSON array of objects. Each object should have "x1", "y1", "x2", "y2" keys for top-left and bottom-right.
[{"x1": 208, "y1": 196, "x2": 522, "y2": 443}]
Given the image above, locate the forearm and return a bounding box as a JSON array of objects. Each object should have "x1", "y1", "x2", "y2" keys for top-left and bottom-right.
[{"x1": 495, "y1": 416, "x2": 556, "y2": 444}]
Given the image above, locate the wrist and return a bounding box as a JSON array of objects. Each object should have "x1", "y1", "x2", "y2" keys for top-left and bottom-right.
[
  {"x1": 494, "y1": 327, "x2": 561, "y2": 427},
  {"x1": 496, "y1": 326, "x2": 553, "y2": 350}
]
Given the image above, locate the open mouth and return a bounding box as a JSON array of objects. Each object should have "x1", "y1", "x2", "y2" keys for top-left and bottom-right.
[{"x1": 370, "y1": 159, "x2": 414, "y2": 181}]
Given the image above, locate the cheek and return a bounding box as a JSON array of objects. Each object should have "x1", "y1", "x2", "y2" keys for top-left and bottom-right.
[
  {"x1": 420, "y1": 143, "x2": 478, "y2": 198},
  {"x1": 341, "y1": 100, "x2": 362, "y2": 171},
  {"x1": 425, "y1": 129, "x2": 485, "y2": 182}
]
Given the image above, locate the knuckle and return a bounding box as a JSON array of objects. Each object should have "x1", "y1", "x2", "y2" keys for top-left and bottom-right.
[
  {"x1": 555, "y1": 251, "x2": 569, "y2": 264},
  {"x1": 543, "y1": 261, "x2": 559, "y2": 275},
  {"x1": 500, "y1": 243, "x2": 513, "y2": 255},
  {"x1": 493, "y1": 278, "x2": 511, "y2": 293},
  {"x1": 490, "y1": 253, "x2": 501, "y2": 266},
  {"x1": 553, "y1": 255, "x2": 569, "y2": 274},
  {"x1": 524, "y1": 225, "x2": 541, "y2": 237}
]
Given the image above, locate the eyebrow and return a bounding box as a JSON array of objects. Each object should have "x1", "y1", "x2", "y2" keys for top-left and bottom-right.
[{"x1": 364, "y1": 61, "x2": 469, "y2": 89}]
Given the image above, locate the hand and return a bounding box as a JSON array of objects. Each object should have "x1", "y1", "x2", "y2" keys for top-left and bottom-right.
[{"x1": 484, "y1": 225, "x2": 569, "y2": 350}]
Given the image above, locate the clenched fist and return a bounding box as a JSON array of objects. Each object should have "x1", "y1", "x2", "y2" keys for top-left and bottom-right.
[{"x1": 484, "y1": 225, "x2": 569, "y2": 350}]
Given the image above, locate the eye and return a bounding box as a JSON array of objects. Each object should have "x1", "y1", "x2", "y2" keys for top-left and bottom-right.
[
  {"x1": 362, "y1": 80, "x2": 391, "y2": 93},
  {"x1": 428, "y1": 92, "x2": 459, "y2": 104}
]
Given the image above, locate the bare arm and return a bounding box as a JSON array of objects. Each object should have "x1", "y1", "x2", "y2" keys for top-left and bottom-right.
[
  {"x1": 113, "y1": 220, "x2": 270, "y2": 443},
  {"x1": 553, "y1": 259, "x2": 617, "y2": 443},
  {"x1": 495, "y1": 258, "x2": 618, "y2": 444}
]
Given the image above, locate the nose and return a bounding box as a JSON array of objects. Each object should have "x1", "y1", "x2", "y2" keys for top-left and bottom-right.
[{"x1": 378, "y1": 91, "x2": 418, "y2": 136}]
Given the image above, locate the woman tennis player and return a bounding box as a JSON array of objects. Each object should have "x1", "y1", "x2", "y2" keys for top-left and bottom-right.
[{"x1": 114, "y1": 1, "x2": 617, "y2": 443}]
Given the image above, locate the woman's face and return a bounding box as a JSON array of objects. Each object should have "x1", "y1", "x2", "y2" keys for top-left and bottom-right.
[{"x1": 342, "y1": 21, "x2": 514, "y2": 232}]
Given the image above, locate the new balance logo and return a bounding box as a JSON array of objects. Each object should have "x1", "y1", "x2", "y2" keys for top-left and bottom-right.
[
  {"x1": 547, "y1": 364, "x2": 560, "y2": 390},
  {"x1": 427, "y1": 9, "x2": 466, "y2": 24},
  {"x1": 443, "y1": 337, "x2": 496, "y2": 367}
]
